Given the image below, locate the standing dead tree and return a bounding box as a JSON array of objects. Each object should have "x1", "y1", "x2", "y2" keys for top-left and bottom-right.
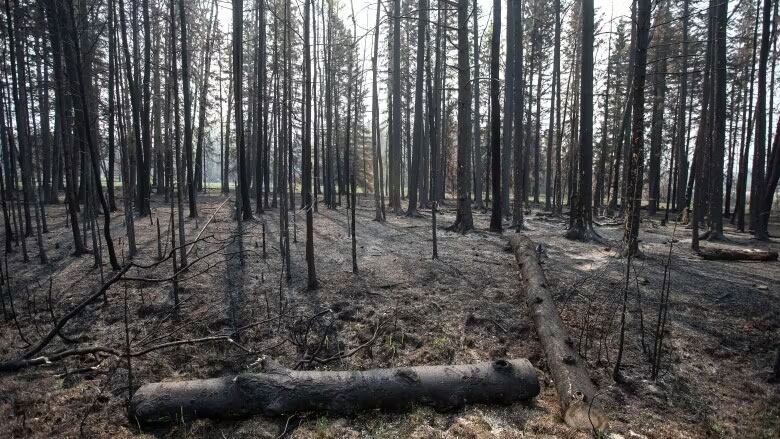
[
  {"x1": 488, "y1": 0, "x2": 502, "y2": 233},
  {"x1": 303, "y1": 0, "x2": 318, "y2": 288},
  {"x1": 622, "y1": 0, "x2": 651, "y2": 257},
  {"x1": 448, "y1": 0, "x2": 474, "y2": 233}
]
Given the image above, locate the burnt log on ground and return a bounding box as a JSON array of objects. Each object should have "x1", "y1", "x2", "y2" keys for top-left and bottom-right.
[
  {"x1": 130, "y1": 357, "x2": 539, "y2": 424},
  {"x1": 696, "y1": 247, "x2": 779, "y2": 261},
  {"x1": 509, "y1": 234, "x2": 608, "y2": 433}
]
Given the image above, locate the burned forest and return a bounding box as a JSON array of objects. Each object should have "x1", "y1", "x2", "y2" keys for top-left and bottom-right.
[{"x1": 1, "y1": 0, "x2": 780, "y2": 437}]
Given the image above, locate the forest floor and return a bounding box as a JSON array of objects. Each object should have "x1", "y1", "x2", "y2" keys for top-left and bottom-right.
[{"x1": 0, "y1": 193, "x2": 778, "y2": 439}]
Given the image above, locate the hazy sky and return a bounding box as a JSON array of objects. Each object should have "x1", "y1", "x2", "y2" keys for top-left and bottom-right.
[
  {"x1": 342, "y1": 0, "x2": 633, "y2": 48},
  {"x1": 211, "y1": 0, "x2": 635, "y2": 124}
]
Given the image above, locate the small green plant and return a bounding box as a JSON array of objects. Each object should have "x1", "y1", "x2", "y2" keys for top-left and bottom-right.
[
  {"x1": 314, "y1": 416, "x2": 332, "y2": 438},
  {"x1": 431, "y1": 336, "x2": 449, "y2": 348}
]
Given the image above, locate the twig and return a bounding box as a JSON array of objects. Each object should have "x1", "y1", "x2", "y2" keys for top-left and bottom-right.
[
  {"x1": 295, "y1": 320, "x2": 387, "y2": 369},
  {"x1": 15, "y1": 264, "x2": 131, "y2": 361},
  {"x1": 186, "y1": 197, "x2": 231, "y2": 258}
]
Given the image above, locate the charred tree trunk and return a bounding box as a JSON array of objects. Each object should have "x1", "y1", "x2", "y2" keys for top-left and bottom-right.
[
  {"x1": 623, "y1": 0, "x2": 651, "y2": 257},
  {"x1": 567, "y1": 0, "x2": 594, "y2": 240},
  {"x1": 389, "y1": 0, "x2": 402, "y2": 213},
  {"x1": 509, "y1": 234, "x2": 606, "y2": 431},
  {"x1": 130, "y1": 358, "x2": 539, "y2": 424},
  {"x1": 140, "y1": 0, "x2": 152, "y2": 214},
  {"x1": 194, "y1": 0, "x2": 218, "y2": 193},
  {"x1": 647, "y1": 31, "x2": 667, "y2": 217},
  {"x1": 735, "y1": 6, "x2": 760, "y2": 231},
  {"x1": 705, "y1": 0, "x2": 728, "y2": 239},
  {"x1": 180, "y1": 0, "x2": 197, "y2": 218},
  {"x1": 117, "y1": 0, "x2": 146, "y2": 216},
  {"x1": 107, "y1": 1, "x2": 118, "y2": 212},
  {"x1": 255, "y1": 0, "x2": 266, "y2": 212},
  {"x1": 609, "y1": 3, "x2": 638, "y2": 214},
  {"x1": 372, "y1": 0, "x2": 385, "y2": 222},
  {"x1": 545, "y1": 0, "x2": 559, "y2": 212},
  {"x1": 674, "y1": 0, "x2": 690, "y2": 211},
  {"x1": 488, "y1": 0, "x2": 502, "y2": 232},
  {"x1": 472, "y1": 0, "x2": 483, "y2": 210},
  {"x1": 449, "y1": 0, "x2": 473, "y2": 232},
  {"x1": 696, "y1": 247, "x2": 778, "y2": 261},
  {"x1": 57, "y1": 0, "x2": 120, "y2": 269},
  {"x1": 169, "y1": 0, "x2": 187, "y2": 268},
  {"x1": 302, "y1": 0, "x2": 317, "y2": 288},
  {"x1": 501, "y1": 0, "x2": 517, "y2": 217},
  {"x1": 751, "y1": 0, "x2": 772, "y2": 239},
  {"x1": 594, "y1": 18, "x2": 613, "y2": 214},
  {"x1": 234, "y1": 0, "x2": 251, "y2": 220},
  {"x1": 406, "y1": 0, "x2": 427, "y2": 216}
]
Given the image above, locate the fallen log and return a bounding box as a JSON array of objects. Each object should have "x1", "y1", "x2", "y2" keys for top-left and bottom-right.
[
  {"x1": 509, "y1": 234, "x2": 608, "y2": 433},
  {"x1": 696, "y1": 247, "x2": 779, "y2": 261},
  {"x1": 130, "y1": 357, "x2": 539, "y2": 424}
]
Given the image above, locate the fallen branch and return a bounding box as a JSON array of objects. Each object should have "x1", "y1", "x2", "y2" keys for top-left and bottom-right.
[
  {"x1": 0, "y1": 233, "x2": 255, "y2": 373},
  {"x1": 696, "y1": 247, "x2": 779, "y2": 261},
  {"x1": 295, "y1": 319, "x2": 386, "y2": 369},
  {"x1": 0, "y1": 335, "x2": 268, "y2": 372},
  {"x1": 0, "y1": 346, "x2": 121, "y2": 372},
  {"x1": 186, "y1": 197, "x2": 231, "y2": 258},
  {"x1": 14, "y1": 264, "x2": 131, "y2": 361},
  {"x1": 130, "y1": 357, "x2": 539, "y2": 424},
  {"x1": 509, "y1": 234, "x2": 608, "y2": 432}
]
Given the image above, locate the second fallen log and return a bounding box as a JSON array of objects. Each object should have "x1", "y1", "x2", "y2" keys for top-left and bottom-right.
[
  {"x1": 696, "y1": 247, "x2": 779, "y2": 261},
  {"x1": 509, "y1": 234, "x2": 608, "y2": 432},
  {"x1": 130, "y1": 357, "x2": 540, "y2": 424}
]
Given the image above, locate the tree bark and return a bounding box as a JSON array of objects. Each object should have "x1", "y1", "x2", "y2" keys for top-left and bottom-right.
[{"x1": 510, "y1": 0, "x2": 524, "y2": 231}]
